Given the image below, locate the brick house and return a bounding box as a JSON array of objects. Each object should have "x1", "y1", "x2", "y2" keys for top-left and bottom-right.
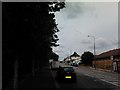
[{"x1": 93, "y1": 48, "x2": 120, "y2": 72}]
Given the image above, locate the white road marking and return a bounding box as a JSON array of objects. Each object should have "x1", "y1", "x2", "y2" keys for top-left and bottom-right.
[{"x1": 99, "y1": 79, "x2": 120, "y2": 87}]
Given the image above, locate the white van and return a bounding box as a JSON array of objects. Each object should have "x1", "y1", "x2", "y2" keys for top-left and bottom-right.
[{"x1": 50, "y1": 60, "x2": 59, "y2": 70}]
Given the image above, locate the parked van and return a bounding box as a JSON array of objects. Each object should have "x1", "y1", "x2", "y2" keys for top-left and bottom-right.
[{"x1": 49, "y1": 60, "x2": 59, "y2": 70}]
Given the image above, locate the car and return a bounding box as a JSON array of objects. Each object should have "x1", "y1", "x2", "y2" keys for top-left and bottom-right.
[
  {"x1": 59, "y1": 61, "x2": 63, "y2": 63},
  {"x1": 72, "y1": 63, "x2": 79, "y2": 67},
  {"x1": 56, "y1": 66, "x2": 77, "y2": 82}
]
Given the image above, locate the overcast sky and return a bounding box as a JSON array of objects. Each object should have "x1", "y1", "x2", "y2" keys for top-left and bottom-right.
[
  {"x1": 53, "y1": 1, "x2": 118, "y2": 61},
  {"x1": 3, "y1": 0, "x2": 118, "y2": 60}
]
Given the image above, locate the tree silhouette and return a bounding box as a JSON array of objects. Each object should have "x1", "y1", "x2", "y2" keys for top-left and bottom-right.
[
  {"x1": 49, "y1": 51, "x2": 59, "y2": 61},
  {"x1": 3, "y1": 2, "x2": 65, "y2": 89},
  {"x1": 81, "y1": 51, "x2": 94, "y2": 66}
]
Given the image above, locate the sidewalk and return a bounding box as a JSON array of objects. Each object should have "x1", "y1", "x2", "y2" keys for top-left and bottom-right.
[
  {"x1": 18, "y1": 66, "x2": 57, "y2": 89},
  {"x1": 90, "y1": 66, "x2": 119, "y2": 73},
  {"x1": 77, "y1": 66, "x2": 120, "y2": 87}
]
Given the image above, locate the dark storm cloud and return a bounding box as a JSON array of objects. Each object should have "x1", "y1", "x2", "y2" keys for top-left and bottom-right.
[{"x1": 62, "y1": 2, "x2": 84, "y2": 19}]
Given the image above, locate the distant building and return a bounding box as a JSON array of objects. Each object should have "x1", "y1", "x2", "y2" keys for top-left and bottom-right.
[
  {"x1": 70, "y1": 52, "x2": 80, "y2": 60},
  {"x1": 64, "y1": 52, "x2": 81, "y2": 66},
  {"x1": 64, "y1": 56, "x2": 71, "y2": 64}
]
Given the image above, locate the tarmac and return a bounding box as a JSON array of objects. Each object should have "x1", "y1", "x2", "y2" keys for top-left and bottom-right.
[{"x1": 17, "y1": 64, "x2": 120, "y2": 89}]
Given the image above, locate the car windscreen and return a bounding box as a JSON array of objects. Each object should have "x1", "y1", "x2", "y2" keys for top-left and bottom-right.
[{"x1": 63, "y1": 67, "x2": 74, "y2": 72}]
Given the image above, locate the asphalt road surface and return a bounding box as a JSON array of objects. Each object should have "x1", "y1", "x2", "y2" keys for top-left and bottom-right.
[
  {"x1": 51, "y1": 71, "x2": 118, "y2": 90},
  {"x1": 17, "y1": 62, "x2": 119, "y2": 90},
  {"x1": 51, "y1": 63, "x2": 120, "y2": 90}
]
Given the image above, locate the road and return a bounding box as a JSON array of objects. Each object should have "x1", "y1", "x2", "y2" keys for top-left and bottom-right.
[
  {"x1": 17, "y1": 62, "x2": 120, "y2": 89},
  {"x1": 51, "y1": 63, "x2": 120, "y2": 90}
]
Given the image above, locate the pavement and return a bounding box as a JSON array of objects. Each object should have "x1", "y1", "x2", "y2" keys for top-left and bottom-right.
[
  {"x1": 89, "y1": 66, "x2": 119, "y2": 73},
  {"x1": 76, "y1": 65, "x2": 120, "y2": 87},
  {"x1": 17, "y1": 65, "x2": 57, "y2": 89}
]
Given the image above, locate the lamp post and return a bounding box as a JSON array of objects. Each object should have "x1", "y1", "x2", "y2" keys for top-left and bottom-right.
[
  {"x1": 88, "y1": 35, "x2": 96, "y2": 68},
  {"x1": 88, "y1": 35, "x2": 96, "y2": 55}
]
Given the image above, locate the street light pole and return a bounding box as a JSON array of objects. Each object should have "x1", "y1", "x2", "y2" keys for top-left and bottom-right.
[
  {"x1": 88, "y1": 35, "x2": 96, "y2": 55},
  {"x1": 88, "y1": 35, "x2": 96, "y2": 68},
  {"x1": 93, "y1": 36, "x2": 96, "y2": 55}
]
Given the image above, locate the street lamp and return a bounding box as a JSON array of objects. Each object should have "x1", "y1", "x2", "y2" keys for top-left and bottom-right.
[
  {"x1": 88, "y1": 35, "x2": 96, "y2": 55},
  {"x1": 88, "y1": 35, "x2": 96, "y2": 68}
]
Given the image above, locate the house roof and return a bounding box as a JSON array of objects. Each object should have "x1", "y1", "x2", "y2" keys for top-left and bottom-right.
[
  {"x1": 70, "y1": 52, "x2": 80, "y2": 57},
  {"x1": 95, "y1": 48, "x2": 120, "y2": 59}
]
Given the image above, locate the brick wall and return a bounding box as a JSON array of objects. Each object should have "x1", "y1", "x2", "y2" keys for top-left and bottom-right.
[{"x1": 93, "y1": 60, "x2": 112, "y2": 70}]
